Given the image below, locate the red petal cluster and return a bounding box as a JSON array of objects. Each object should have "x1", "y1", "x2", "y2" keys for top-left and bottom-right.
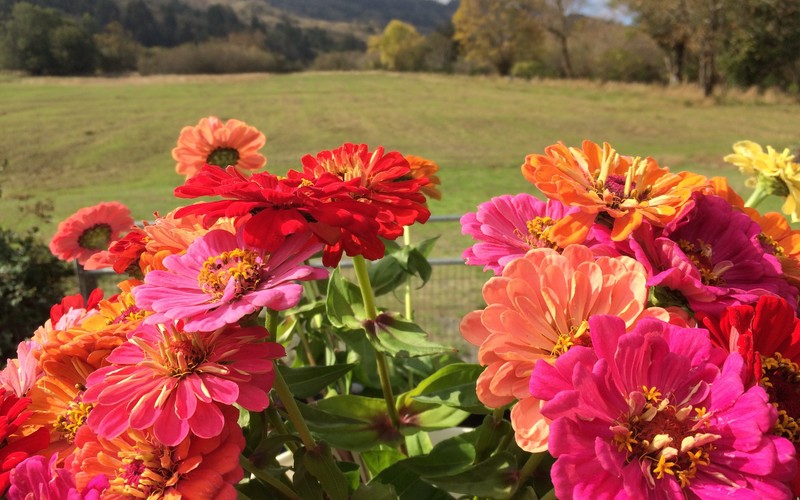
[{"x1": 0, "y1": 389, "x2": 50, "y2": 494}]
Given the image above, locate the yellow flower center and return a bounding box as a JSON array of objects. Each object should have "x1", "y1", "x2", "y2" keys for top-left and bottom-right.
[
  {"x1": 54, "y1": 397, "x2": 93, "y2": 443},
  {"x1": 163, "y1": 335, "x2": 207, "y2": 378},
  {"x1": 758, "y1": 233, "x2": 786, "y2": 257},
  {"x1": 551, "y1": 320, "x2": 590, "y2": 358},
  {"x1": 678, "y1": 239, "x2": 730, "y2": 286},
  {"x1": 78, "y1": 224, "x2": 112, "y2": 250},
  {"x1": 206, "y1": 147, "x2": 240, "y2": 168},
  {"x1": 761, "y1": 353, "x2": 800, "y2": 444},
  {"x1": 197, "y1": 248, "x2": 263, "y2": 301},
  {"x1": 516, "y1": 216, "x2": 558, "y2": 250},
  {"x1": 593, "y1": 158, "x2": 652, "y2": 209},
  {"x1": 612, "y1": 391, "x2": 717, "y2": 489}
]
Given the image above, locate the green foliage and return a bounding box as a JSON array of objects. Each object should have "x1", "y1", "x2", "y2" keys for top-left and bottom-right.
[
  {"x1": 369, "y1": 20, "x2": 426, "y2": 72},
  {"x1": 137, "y1": 40, "x2": 281, "y2": 75},
  {"x1": 0, "y1": 227, "x2": 71, "y2": 358}
]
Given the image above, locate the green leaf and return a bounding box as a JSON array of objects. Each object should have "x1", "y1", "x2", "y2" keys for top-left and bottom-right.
[
  {"x1": 369, "y1": 313, "x2": 454, "y2": 358},
  {"x1": 301, "y1": 443, "x2": 350, "y2": 500},
  {"x1": 368, "y1": 253, "x2": 409, "y2": 297},
  {"x1": 404, "y1": 430, "x2": 433, "y2": 456},
  {"x1": 291, "y1": 449, "x2": 325, "y2": 500},
  {"x1": 409, "y1": 363, "x2": 490, "y2": 414},
  {"x1": 326, "y1": 268, "x2": 366, "y2": 329},
  {"x1": 360, "y1": 447, "x2": 406, "y2": 477},
  {"x1": 351, "y1": 482, "x2": 399, "y2": 500},
  {"x1": 276, "y1": 364, "x2": 356, "y2": 399},
  {"x1": 425, "y1": 452, "x2": 518, "y2": 497},
  {"x1": 373, "y1": 463, "x2": 452, "y2": 500},
  {"x1": 401, "y1": 430, "x2": 478, "y2": 477},
  {"x1": 337, "y1": 461, "x2": 362, "y2": 492},
  {"x1": 294, "y1": 397, "x2": 402, "y2": 451}
]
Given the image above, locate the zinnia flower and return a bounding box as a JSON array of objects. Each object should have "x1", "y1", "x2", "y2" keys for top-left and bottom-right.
[
  {"x1": 69, "y1": 405, "x2": 243, "y2": 499},
  {"x1": 8, "y1": 454, "x2": 108, "y2": 500},
  {"x1": 405, "y1": 154, "x2": 442, "y2": 200},
  {"x1": 530, "y1": 315, "x2": 797, "y2": 498},
  {"x1": 174, "y1": 165, "x2": 383, "y2": 267},
  {"x1": 49, "y1": 202, "x2": 134, "y2": 265},
  {"x1": 301, "y1": 143, "x2": 431, "y2": 242},
  {"x1": 172, "y1": 116, "x2": 266, "y2": 179},
  {"x1": 521, "y1": 140, "x2": 706, "y2": 243},
  {"x1": 0, "y1": 341, "x2": 43, "y2": 398},
  {"x1": 83, "y1": 322, "x2": 284, "y2": 446},
  {"x1": 460, "y1": 194, "x2": 613, "y2": 274},
  {"x1": 700, "y1": 295, "x2": 800, "y2": 494},
  {"x1": 132, "y1": 228, "x2": 327, "y2": 331},
  {"x1": 460, "y1": 245, "x2": 675, "y2": 452},
  {"x1": 0, "y1": 389, "x2": 50, "y2": 494},
  {"x1": 635, "y1": 193, "x2": 797, "y2": 316},
  {"x1": 83, "y1": 227, "x2": 147, "y2": 276}
]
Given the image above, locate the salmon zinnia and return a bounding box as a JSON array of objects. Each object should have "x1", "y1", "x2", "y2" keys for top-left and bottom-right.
[
  {"x1": 172, "y1": 116, "x2": 266, "y2": 179},
  {"x1": 49, "y1": 202, "x2": 134, "y2": 266}
]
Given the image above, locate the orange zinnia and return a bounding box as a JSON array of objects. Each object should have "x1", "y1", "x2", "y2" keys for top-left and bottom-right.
[
  {"x1": 172, "y1": 116, "x2": 266, "y2": 179},
  {"x1": 521, "y1": 141, "x2": 706, "y2": 243},
  {"x1": 405, "y1": 154, "x2": 442, "y2": 200}
]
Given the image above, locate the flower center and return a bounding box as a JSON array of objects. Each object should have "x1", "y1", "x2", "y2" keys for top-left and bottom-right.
[
  {"x1": 197, "y1": 248, "x2": 263, "y2": 301},
  {"x1": 53, "y1": 397, "x2": 93, "y2": 443},
  {"x1": 113, "y1": 449, "x2": 174, "y2": 498},
  {"x1": 761, "y1": 353, "x2": 800, "y2": 444},
  {"x1": 78, "y1": 224, "x2": 112, "y2": 250},
  {"x1": 517, "y1": 216, "x2": 558, "y2": 250},
  {"x1": 164, "y1": 338, "x2": 206, "y2": 378},
  {"x1": 758, "y1": 233, "x2": 785, "y2": 257},
  {"x1": 604, "y1": 174, "x2": 630, "y2": 199},
  {"x1": 111, "y1": 304, "x2": 145, "y2": 324},
  {"x1": 612, "y1": 389, "x2": 718, "y2": 488},
  {"x1": 206, "y1": 147, "x2": 240, "y2": 168},
  {"x1": 551, "y1": 320, "x2": 590, "y2": 358},
  {"x1": 677, "y1": 239, "x2": 731, "y2": 286}
]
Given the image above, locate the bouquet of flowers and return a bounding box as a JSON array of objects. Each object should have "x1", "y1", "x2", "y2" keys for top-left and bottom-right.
[{"x1": 2, "y1": 114, "x2": 799, "y2": 499}]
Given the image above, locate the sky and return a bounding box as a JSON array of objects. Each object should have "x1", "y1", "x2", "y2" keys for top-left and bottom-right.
[{"x1": 434, "y1": 0, "x2": 633, "y2": 24}]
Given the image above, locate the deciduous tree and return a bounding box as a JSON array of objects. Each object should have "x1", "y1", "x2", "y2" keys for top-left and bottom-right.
[{"x1": 369, "y1": 19, "x2": 426, "y2": 71}]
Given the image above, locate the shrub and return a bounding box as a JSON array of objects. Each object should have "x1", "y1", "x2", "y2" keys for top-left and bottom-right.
[
  {"x1": 310, "y1": 51, "x2": 369, "y2": 71},
  {"x1": 137, "y1": 40, "x2": 281, "y2": 75},
  {"x1": 0, "y1": 227, "x2": 72, "y2": 359}
]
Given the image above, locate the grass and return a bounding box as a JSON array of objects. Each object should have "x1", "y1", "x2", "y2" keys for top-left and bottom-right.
[{"x1": 4, "y1": 71, "x2": 800, "y2": 349}]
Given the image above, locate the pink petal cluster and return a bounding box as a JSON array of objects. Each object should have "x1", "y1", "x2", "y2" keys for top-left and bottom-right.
[
  {"x1": 133, "y1": 228, "x2": 327, "y2": 332},
  {"x1": 530, "y1": 315, "x2": 796, "y2": 498},
  {"x1": 8, "y1": 454, "x2": 107, "y2": 500},
  {"x1": 83, "y1": 322, "x2": 284, "y2": 446}
]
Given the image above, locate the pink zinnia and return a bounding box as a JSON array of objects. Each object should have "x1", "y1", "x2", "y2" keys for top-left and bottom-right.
[
  {"x1": 49, "y1": 202, "x2": 134, "y2": 265},
  {"x1": 83, "y1": 322, "x2": 285, "y2": 446},
  {"x1": 132, "y1": 227, "x2": 327, "y2": 332},
  {"x1": 8, "y1": 454, "x2": 107, "y2": 500},
  {"x1": 0, "y1": 341, "x2": 43, "y2": 398},
  {"x1": 461, "y1": 194, "x2": 613, "y2": 274},
  {"x1": 530, "y1": 315, "x2": 796, "y2": 498}
]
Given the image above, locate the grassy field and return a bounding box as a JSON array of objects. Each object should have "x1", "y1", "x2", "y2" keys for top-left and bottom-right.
[{"x1": 2, "y1": 71, "x2": 799, "y2": 244}]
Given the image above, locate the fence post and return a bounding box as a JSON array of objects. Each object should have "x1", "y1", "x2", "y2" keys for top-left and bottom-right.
[{"x1": 75, "y1": 261, "x2": 98, "y2": 302}]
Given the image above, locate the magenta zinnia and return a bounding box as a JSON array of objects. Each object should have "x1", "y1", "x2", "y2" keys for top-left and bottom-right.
[
  {"x1": 530, "y1": 315, "x2": 796, "y2": 498},
  {"x1": 82, "y1": 322, "x2": 284, "y2": 447},
  {"x1": 132, "y1": 227, "x2": 327, "y2": 332}
]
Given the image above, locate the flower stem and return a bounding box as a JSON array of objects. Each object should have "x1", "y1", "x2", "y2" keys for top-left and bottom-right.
[
  {"x1": 240, "y1": 455, "x2": 302, "y2": 500},
  {"x1": 352, "y1": 254, "x2": 401, "y2": 429},
  {"x1": 403, "y1": 226, "x2": 413, "y2": 320},
  {"x1": 266, "y1": 308, "x2": 317, "y2": 450},
  {"x1": 517, "y1": 452, "x2": 545, "y2": 488},
  {"x1": 745, "y1": 181, "x2": 769, "y2": 209}
]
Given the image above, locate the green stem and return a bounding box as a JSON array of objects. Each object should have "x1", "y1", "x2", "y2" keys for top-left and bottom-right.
[
  {"x1": 517, "y1": 452, "x2": 545, "y2": 487},
  {"x1": 266, "y1": 308, "x2": 317, "y2": 450},
  {"x1": 403, "y1": 226, "x2": 413, "y2": 320},
  {"x1": 744, "y1": 181, "x2": 769, "y2": 209},
  {"x1": 273, "y1": 367, "x2": 317, "y2": 450},
  {"x1": 540, "y1": 488, "x2": 557, "y2": 500},
  {"x1": 352, "y1": 254, "x2": 402, "y2": 429}
]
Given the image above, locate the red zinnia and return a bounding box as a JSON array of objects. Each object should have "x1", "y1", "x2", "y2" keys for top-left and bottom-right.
[
  {"x1": 0, "y1": 389, "x2": 50, "y2": 494},
  {"x1": 700, "y1": 295, "x2": 800, "y2": 495}
]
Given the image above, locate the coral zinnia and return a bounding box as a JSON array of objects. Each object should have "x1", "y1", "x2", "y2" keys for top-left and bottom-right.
[
  {"x1": 172, "y1": 116, "x2": 266, "y2": 179},
  {"x1": 521, "y1": 140, "x2": 705, "y2": 243},
  {"x1": 460, "y1": 194, "x2": 613, "y2": 274},
  {"x1": 133, "y1": 228, "x2": 327, "y2": 331},
  {"x1": 83, "y1": 322, "x2": 284, "y2": 447},
  {"x1": 405, "y1": 154, "x2": 442, "y2": 201},
  {"x1": 530, "y1": 315, "x2": 796, "y2": 498},
  {"x1": 49, "y1": 202, "x2": 134, "y2": 265},
  {"x1": 700, "y1": 295, "x2": 800, "y2": 495},
  {"x1": 460, "y1": 245, "x2": 674, "y2": 452},
  {"x1": 69, "y1": 405, "x2": 243, "y2": 499}
]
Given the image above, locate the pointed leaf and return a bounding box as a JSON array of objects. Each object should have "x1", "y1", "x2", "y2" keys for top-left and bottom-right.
[
  {"x1": 326, "y1": 268, "x2": 366, "y2": 329},
  {"x1": 352, "y1": 482, "x2": 398, "y2": 500},
  {"x1": 302, "y1": 443, "x2": 350, "y2": 500},
  {"x1": 425, "y1": 452, "x2": 518, "y2": 497},
  {"x1": 369, "y1": 314, "x2": 454, "y2": 358},
  {"x1": 408, "y1": 363, "x2": 490, "y2": 414},
  {"x1": 360, "y1": 447, "x2": 406, "y2": 478},
  {"x1": 277, "y1": 364, "x2": 356, "y2": 399}
]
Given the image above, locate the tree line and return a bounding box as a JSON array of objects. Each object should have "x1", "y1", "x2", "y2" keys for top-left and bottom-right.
[{"x1": 2, "y1": 0, "x2": 799, "y2": 96}]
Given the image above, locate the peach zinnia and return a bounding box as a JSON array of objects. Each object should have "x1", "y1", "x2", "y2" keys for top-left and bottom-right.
[
  {"x1": 405, "y1": 154, "x2": 442, "y2": 201},
  {"x1": 172, "y1": 116, "x2": 266, "y2": 179},
  {"x1": 49, "y1": 202, "x2": 134, "y2": 266},
  {"x1": 521, "y1": 141, "x2": 706, "y2": 243},
  {"x1": 461, "y1": 245, "x2": 674, "y2": 452}
]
